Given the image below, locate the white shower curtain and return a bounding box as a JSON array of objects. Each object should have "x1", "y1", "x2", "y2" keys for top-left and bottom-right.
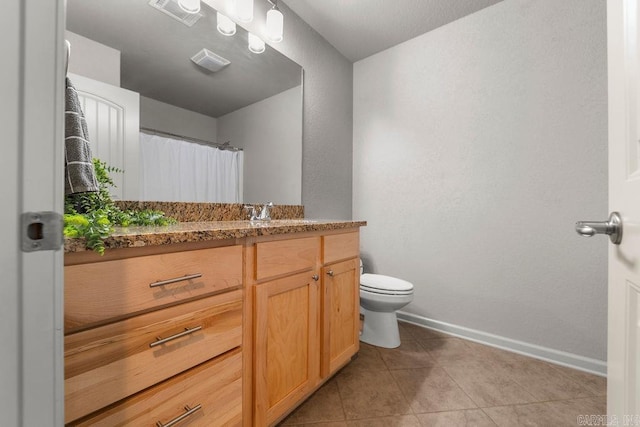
[{"x1": 139, "y1": 132, "x2": 243, "y2": 203}]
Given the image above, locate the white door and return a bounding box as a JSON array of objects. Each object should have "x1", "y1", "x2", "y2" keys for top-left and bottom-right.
[
  {"x1": 1, "y1": 0, "x2": 65, "y2": 425},
  {"x1": 0, "y1": 1, "x2": 23, "y2": 424},
  {"x1": 69, "y1": 73, "x2": 140, "y2": 200},
  {"x1": 608, "y1": 0, "x2": 640, "y2": 419}
]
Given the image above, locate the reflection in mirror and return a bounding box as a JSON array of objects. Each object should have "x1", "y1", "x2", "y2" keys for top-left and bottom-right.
[{"x1": 65, "y1": 0, "x2": 303, "y2": 205}]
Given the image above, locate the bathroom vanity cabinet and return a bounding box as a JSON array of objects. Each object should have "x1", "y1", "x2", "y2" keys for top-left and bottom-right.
[
  {"x1": 63, "y1": 222, "x2": 363, "y2": 426},
  {"x1": 321, "y1": 232, "x2": 360, "y2": 377},
  {"x1": 250, "y1": 231, "x2": 360, "y2": 425},
  {"x1": 251, "y1": 236, "x2": 322, "y2": 425},
  {"x1": 64, "y1": 243, "x2": 244, "y2": 426}
]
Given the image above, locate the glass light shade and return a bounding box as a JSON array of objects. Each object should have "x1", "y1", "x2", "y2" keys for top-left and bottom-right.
[
  {"x1": 224, "y1": 0, "x2": 236, "y2": 17},
  {"x1": 266, "y1": 7, "x2": 284, "y2": 43},
  {"x1": 236, "y1": 0, "x2": 253, "y2": 23},
  {"x1": 178, "y1": 0, "x2": 200, "y2": 14},
  {"x1": 217, "y1": 12, "x2": 236, "y2": 36},
  {"x1": 248, "y1": 33, "x2": 265, "y2": 54}
]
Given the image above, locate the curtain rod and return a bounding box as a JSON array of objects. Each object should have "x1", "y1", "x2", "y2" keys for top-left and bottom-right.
[{"x1": 140, "y1": 127, "x2": 242, "y2": 152}]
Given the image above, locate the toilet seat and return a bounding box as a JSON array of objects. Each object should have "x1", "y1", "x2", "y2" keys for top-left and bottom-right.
[{"x1": 360, "y1": 273, "x2": 414, "y2": 296}]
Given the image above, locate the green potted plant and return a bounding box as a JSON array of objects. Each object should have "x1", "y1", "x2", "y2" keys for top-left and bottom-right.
[{"x1": 64, "y1": 159, "x2": 175, "y2": 254}]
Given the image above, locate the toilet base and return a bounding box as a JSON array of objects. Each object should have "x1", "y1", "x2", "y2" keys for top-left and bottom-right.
[{"x1": 359, "y1": 307, "x2": 401, "y2": 348}]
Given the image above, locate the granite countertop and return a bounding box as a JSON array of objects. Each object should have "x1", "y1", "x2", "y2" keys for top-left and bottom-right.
[{"x1": 64, "y1": 219, "x2": 367, "y2": 253}]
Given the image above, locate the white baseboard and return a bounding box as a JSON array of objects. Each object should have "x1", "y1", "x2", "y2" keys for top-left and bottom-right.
[{"x1": 396, "y1": 311, "x2": 607, "y2": 377}]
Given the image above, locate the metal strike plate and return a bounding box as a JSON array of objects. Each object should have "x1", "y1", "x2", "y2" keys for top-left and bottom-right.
[{"x1": 21, "y1": 212, "x2": 63, "y2": 252}]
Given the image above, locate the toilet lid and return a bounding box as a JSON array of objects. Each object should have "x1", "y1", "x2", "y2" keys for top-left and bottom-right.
[{"x1": 360, "y1": 273, "x2": 414, "y2": 295}]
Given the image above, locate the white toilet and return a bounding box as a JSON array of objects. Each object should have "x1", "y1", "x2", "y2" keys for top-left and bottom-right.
[{"x1": 359, "y1": 260, "x2": 414, "y2": 348}]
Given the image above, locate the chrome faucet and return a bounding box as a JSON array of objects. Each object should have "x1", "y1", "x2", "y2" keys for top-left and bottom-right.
[
  {"x1": 243, "y1": 205, "x2": 258, "y2": 221},
  {"x1": 258, "y1": 202, "x2": 274, "y2": 221},
  {"x1": 244, "y1": 202, "x2": 274, "y2": 221}
]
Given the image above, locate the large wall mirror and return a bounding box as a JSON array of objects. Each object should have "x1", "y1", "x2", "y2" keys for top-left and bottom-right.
[{"x1": 66, "y1": 0, "x2": 303, "y2": 205}]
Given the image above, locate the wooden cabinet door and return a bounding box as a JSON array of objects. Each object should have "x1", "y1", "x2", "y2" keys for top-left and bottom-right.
[
  {"x1": 254, "y1": 271, "x2": 320, "y2": 425},
  {"x1": 322, "y1": 258, "x2": 360, "y2": 377}
]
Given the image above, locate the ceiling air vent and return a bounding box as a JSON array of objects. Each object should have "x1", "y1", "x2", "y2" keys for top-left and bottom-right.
[
  {"x1": 191, "y1": 48, "x2": 231, "y2": 73},
  {"x1": 148, "y1": 0, "x2": 203, "y2": 27}
]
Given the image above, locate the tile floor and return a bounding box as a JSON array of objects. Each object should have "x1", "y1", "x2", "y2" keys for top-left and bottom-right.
[{"x1": 279, "y1": 321, "x2": 606, "y2": 427}]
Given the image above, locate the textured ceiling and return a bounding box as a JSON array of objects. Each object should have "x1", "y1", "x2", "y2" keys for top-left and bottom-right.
[
  {"x1": 283, "y1": 0, "x2": 503, "y2": 62},
  {"x1": 66, "y1": 0, "x2": 302, "y2": 118}
]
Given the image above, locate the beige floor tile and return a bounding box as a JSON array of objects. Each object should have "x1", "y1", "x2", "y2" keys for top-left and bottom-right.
[
  {"x1": 501, "y1": 358, "x2": 593, "y2": 401},
  {"x1": 442, "y1": 358, "x2": 538, "y2": 407},
  {"x1": 546, "y1": 396, "x2": 607, "y2": 425},
  {"x1": 295, "y1": 422, "x2": 348, "y2": 427},
  {"x1": 378, "y1": 340, "x2": 436, "y2": 370},
  {"x1": 336, "y1": 368, "x2": 412, "y2": 419},
  {"x1": 281, "y1": 378, "x2": 345, "y2": 425},
  {"x1": 462, "y1": 341, "x2": 533, "y2": 367},
  {"x1": 280, "y1": 323, "x2": 608, "y2": 427},
  {"x1": 483, "y1": 396, "x2": 606, "y2": 427},
  {"x1": 548, "y1": 364, "x2": 607, "y2": 396},
  {"x1": 391, "y1": 367, "x2": 477, "y2": 413},
  {"x1": 460, "y1": 342, "x2": 601, "y2": 401},
  {"x1": 398, "y1": 321, "x2": 450, "y2": 341},
  {"x1": 419, "y1": 338, "x2": 480, "y2": 365},
  {"x1": 416, "y1": 409, "x2": 497, "y2": 426},
  {"x1": 340, "y1": 342, "x2": 387, "y2": 375},
  {"x1": 483, "y1": 402, "x2": 566, "y2": 426},
  {"x1": 399, "y1": 323, "x2": 415, "y2": 341},
  {"x1": 345, "y1": 415, "x2": 422, "y2": 426}
]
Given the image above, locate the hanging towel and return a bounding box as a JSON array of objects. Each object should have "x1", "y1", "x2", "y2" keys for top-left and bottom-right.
[{"x1": 65, "y1": 77, "x2": 98, "y2": 195}]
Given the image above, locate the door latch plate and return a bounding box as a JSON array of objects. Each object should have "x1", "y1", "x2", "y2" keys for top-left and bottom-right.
[{"x1": 21, "y1": 211, "x2": 63, "y2": 252}]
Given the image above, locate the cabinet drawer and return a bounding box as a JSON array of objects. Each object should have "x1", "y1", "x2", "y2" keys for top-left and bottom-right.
[
  {"x1": 255, "y1": 237, "x2": 319, "y2": 281},
  {"x1": 323, "y1": 232, "x2": 359, "y2": 264},
  {"x1": 72, "y1": 349, "x2": 243, "y2": 427},
  {"x1": 65, "y1": 245, "x2": 242, "y2": 331},
  {"x1": 65, "y1": 290, "x2": 242, "y2": 424}
]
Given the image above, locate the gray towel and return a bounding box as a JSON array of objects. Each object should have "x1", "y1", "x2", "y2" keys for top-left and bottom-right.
[{"x1": 65, "y1": 77, "x2": 98, "y2": 195}]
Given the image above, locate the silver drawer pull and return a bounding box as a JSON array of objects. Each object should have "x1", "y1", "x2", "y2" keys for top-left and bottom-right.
[
  {"x1": 149, "y1": 273, "x2": 203, "y2": 288},
  {"x1": 149, "y1": 326, "x2": 202, "y2": 348},
  {"x1": 156, "y1": 404, "x2": 202, "y2": 427},
  {"x1": 327, "y1": 270, "x2": 334, "y2": 277}
]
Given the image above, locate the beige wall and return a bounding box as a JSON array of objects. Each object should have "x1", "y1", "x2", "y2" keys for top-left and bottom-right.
[
  {"x1": 139, "y1": 96, "x2": 218, "y2": 143},
  {"x1": 354, "y1": 0, "x2": 608, "y2": 364},
  {"x1": 204, "y1": 0, "x2": 354, "y2": 219},
  {"x1": 218, "y1": 86, "x2": 302, "y2": 205},
  {"x1": 65, "y1": 31, "x2": 120, "y2": 86}
]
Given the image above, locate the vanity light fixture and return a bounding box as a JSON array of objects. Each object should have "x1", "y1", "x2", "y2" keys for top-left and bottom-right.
[
  {"x1": 217, "y1": 12, "x2": 237, "y2": 36},
  {"x1": 236, "y1": 0, "x2": 254, "y2": 23},
  {"x1": 224, "y1": 0, "x2": 236, "y2": 16},
  {"x1": 248, "y1": 33, "x2": 265, "y2": 54},
  {"x1": 178, "y1": 0, "x2": 201, "y2": 14},
  {"x1": 266, "y1": 0, "x2": 284, "y2": 43}
]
